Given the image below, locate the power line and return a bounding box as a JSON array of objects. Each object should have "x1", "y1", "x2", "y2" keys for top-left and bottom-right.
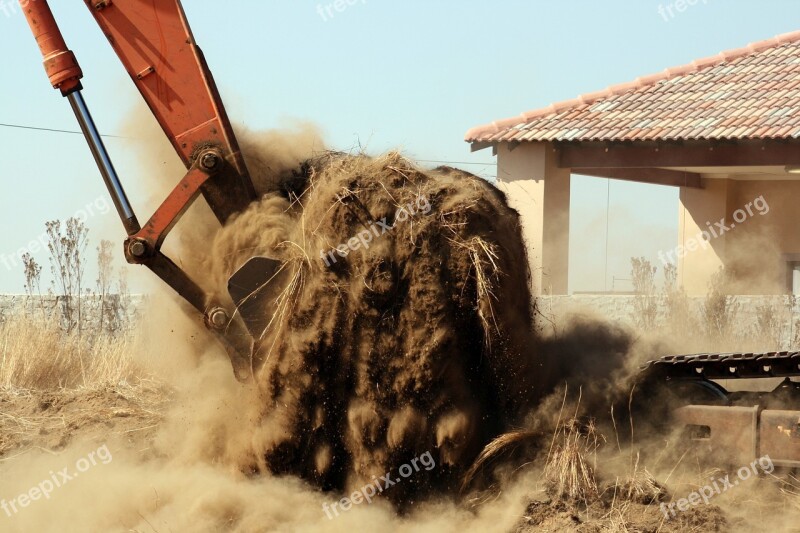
[
  {"x1": 0, "y1": 122, "x2": 495, "y2": 169},
  {"x1": 416, "y1": 159, "x2": 495, "y2": 166},
  {"x1": 0, "y1": 122, "x2": 124, "y2": 139}
]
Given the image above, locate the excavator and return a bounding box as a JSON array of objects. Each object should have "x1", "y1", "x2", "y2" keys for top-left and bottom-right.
[
  {"x1": 20, "y1": 0, "x2": 800, "y2": 472},
  {"x1": 20, "y1": 0, "x2": 276, "y2": 383}
]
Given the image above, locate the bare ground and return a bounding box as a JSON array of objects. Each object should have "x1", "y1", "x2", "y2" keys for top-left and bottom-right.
[
  {"x1": 0, "y1": 387, "x2": 747, "y2": 532},
  {"x1": 0, "y1": 383, "x2": 165, "y2": 460}
]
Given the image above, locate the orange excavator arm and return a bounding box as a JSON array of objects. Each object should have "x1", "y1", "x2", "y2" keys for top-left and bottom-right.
[
  {"x1": 82, "y1": 0, "x2": 255, "y2": 222},
  {"x1": 20, "y1": 0, "x2": 267, "y2": 381}
]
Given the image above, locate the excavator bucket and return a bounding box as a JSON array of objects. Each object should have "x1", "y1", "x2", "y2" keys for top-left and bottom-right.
[{"x1": 227, "y1": 257, "x2": 288, "y2": 341}]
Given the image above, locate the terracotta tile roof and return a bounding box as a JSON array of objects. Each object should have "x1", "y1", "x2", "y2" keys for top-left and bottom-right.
[{"x1": 466, "y1": 31, "x2": 800, "y2": 144}]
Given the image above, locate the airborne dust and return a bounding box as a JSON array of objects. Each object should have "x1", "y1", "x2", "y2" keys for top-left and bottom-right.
[{"x1": 1, "y1": 117, "x2": 799, "y2": 532}]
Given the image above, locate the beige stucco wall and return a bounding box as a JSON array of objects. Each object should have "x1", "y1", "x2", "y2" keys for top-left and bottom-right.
[
  {"x1": 490, "y1": 139, "x2": 800, "y2": 297},
  {"x1": 679, "y1": 177, "x2": 800, "y2": 295},
  {"x1": 677, "y1": 178, "x2": 728, "y2": 295},
  {"x1": 496, "y1": 143, "x2": 570, "y2": 295}
]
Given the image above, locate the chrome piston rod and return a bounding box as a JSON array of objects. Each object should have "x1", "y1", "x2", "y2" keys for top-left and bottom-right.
[{"x1": 67, "y1": 91, "x2": 140, "y2": 235}]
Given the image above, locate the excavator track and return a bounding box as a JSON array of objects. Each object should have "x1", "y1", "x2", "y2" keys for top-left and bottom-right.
[
  {"x1": 639, "y1": 351, "x2": 800, "y2": 468},
  {"x1": 642, "y1": 351, "x2": 800, "y2": 382}
]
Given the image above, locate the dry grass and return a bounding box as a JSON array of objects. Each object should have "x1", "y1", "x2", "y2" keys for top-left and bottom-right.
[
  {"x1": 617, "y1": 466, "x2": 667, "y2": 505},
  {"x1": 777, "y1": 473, "x2": 800, "y2": 505},
  {"x1": 446, "y1": 235, "x2": 502, "y2": 344},
  {"x1": 601, "y1": 508, "x2": 633, "y2": 533},
  {"x1": 544, "y1": 418, "x2": 601, "y2": 504},
  {"x1": 0, "y1": 313, "x2": 143, "y2": 390},
  {"x1": 461, "y1": 429, "x2": 538, "y2": 494},
  {"x1": 0, "y1": 312, "x2": 166, "y2": 458}
]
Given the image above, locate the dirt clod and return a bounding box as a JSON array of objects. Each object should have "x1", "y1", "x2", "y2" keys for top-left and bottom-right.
[{"x1": 209, "y1": 152, "x2": 549, "y2": 502}]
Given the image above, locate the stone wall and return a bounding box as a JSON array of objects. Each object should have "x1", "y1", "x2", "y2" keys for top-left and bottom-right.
[
  {"x1": 0, "y1": 295, "x2": 143, "y2": 332},
  {"x1": 4, "y1": 293, "x2": 798, "y2": 347},
  {"x1": 537, "y1": 294, "x2": 800, "y2": 348}
]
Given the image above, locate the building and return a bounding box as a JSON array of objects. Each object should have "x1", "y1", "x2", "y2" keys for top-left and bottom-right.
[{"x1": 467, "y1": 31, "x2": 800, "y2": 297}]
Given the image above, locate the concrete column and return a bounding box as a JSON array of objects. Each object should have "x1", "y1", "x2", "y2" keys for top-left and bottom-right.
[
  {"x1": 496, "y1": 142, "x2": 570, "y2": 295},
  {"x1": 677, "y1": 176, "x2": 729, "y2": 295}
]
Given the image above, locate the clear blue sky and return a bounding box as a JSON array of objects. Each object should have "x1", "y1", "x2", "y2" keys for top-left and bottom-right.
[{"x1": 1, "y1": 0, "x2": 798, "y2": 294}]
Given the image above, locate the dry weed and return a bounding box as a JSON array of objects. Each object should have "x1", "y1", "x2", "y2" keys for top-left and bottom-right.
[
  {"x1": 544, "y1": 418, "x2": 601, "y2": 504},
  {"x1": 0, "y1": 314, "x2": 142, "y2": 389}
]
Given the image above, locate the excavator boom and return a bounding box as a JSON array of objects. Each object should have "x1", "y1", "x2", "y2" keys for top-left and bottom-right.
[
  {"x1": 82, "y1": 0, "x2": 255, "y2": 222},
  {"x1": 20, "y1": 0, "x2": 269, "y2": 381}
]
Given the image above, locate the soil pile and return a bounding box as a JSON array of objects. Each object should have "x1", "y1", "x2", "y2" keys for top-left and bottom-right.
[{"x1": 209, "y1": 152, "x2": 552, "y2": 502}]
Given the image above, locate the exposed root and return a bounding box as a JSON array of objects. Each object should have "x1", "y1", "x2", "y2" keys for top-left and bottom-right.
[{"x1": 461, "y1": 430, "x2": 538, "y2": 494}]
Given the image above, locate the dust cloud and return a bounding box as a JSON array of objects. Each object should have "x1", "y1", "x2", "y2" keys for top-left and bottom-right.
[
  {"x1": 0, "y1": 289, "x2": 535, "y2": 532},
  {"x1": 4, "y1": 120, "x2": 800, "y2": 532}
]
